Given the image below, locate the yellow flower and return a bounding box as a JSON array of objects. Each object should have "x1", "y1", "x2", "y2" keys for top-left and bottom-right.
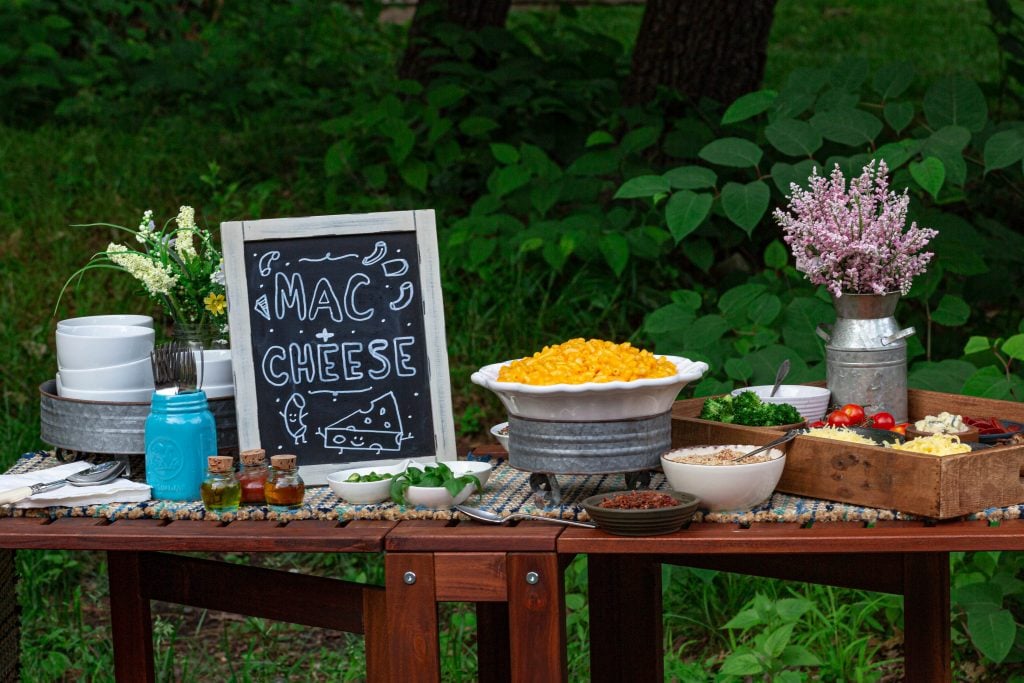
[{"x1": 204, "y1": 292, "x2": 227, "y2": 316}]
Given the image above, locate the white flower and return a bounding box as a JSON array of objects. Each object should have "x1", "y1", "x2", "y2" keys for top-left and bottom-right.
[
  {"x1": 175, "y1": 206, "x2": 196, "y2": 231},
  {"x1": 136, "y1": 209, "x2": 155, "y2": 244},
  {"x1": 174, "y1": 205, "x2": 197, "y2": 260},
  {"x1": 106, "y1": 243, "x2": 178, "y2": 296},
  {"x1": 210, "y1": 259, "x2": 226, "y2": 287}
]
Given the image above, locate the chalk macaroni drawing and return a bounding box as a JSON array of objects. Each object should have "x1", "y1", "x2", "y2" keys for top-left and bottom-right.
[
  {"x1": 280, "y1": 393, "x2": 309, "y2": 445},
  {"x1": 318, "y1": 391, "x2": 409, "y2": 455}
]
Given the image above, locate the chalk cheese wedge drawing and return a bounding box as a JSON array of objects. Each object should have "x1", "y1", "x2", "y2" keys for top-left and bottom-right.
[{"x1": 319, "y1": 391, "x2": 406, "y2": 455}]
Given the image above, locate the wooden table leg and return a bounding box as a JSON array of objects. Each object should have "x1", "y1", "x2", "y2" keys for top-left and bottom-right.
[
  {"x1": 903, "y1": 552, "x2": 951, "y2": 683},
  {"x1": 587, "y1": 555, "x2": 662, "y2": 683},
  {"x1": 0, "y1": 550, "x2": 18, "y2": 683},
  {"x1": 476, "y1": 602, "x2": 510, "y2": 683},
  {"x1": 507, "y1": 553, "x2": 566, "y2": 683},
  {"x1": 386, "y1": 553, "x2": 439, "y2": 683},
  {"x1": 107, "y1": 551, "x2": 155, "y2": 683}
]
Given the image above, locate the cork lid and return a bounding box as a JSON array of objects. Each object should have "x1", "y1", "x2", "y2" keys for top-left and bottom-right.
[
  {"x1": 239, "y1": 448, "x2": 266, "y2": 466},
  {"x1": 208, "y1": 456, "x2": 234, "y2": 473},
  {"x1": 270, "y1": 454, "x2": 297, "y2": 470}
]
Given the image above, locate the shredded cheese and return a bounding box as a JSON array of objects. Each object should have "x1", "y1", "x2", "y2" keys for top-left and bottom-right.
[
  {"x1": 889, "y1": 433, "x2": 971, "y2": 456},
  {"x1": 803, "y1": 426, "x2": 880, "y2": 445}
]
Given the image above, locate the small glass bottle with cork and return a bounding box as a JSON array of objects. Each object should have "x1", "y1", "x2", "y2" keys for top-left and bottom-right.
[
  {"x1": 201, "y1": 456, "x2": 241, "y2": 513},
  {"x1": 237, "y1": 448, "x2": 269, "y2": 505},
  {"x1": 264, "y1": 454, "x2": 305, "y2": 512}
]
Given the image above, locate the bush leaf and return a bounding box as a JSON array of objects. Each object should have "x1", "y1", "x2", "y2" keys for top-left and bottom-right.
[
  {"x1": 810, "y1": 108, "x2": 883, "y2": 145},
  {"x1": 873, "y1": 61, "x2": 914, "y2": 99},
  {"x1": 931, "y1": 294, "x2": 969, "y2": 326},
  {"x1": 967, "y1": 608, "x2": 1015, "y2": 663},
  {"x1": 924, "y1": 76, "x2": 988, "y2": 132},
  {"x1": 765, "y1": 117, "x2": 822, "y2": 156},
  {"x1": 698, "y1": 137, "x2": 764, "y2": 168},
  {"x1": 598, "y1": 233, "x2": 629, "y2": 276},
  {"x1": 884, "y1": 102, "x2": 915, "y2": 132},
  {"x1": 909, "y1": 157, "x2": 945, "y2": 199},
  {"x1": 665, "y1": 190, "x2": 713, "y2": 242},
  {"x1": 614, "y1": 175, "x2": 671, "y2": 199},
  {"x1": 984, "y1": 128, "x2": 1024, "y2": 173},
  {"x1": 722, "y1": 89, "x2": 777, "y2": 125},
  {"x1": 663, "y1": 165, "x2": 717, "y2": 190},
  {"x1": 721, "y1": 181, "x2": 770, "y2": 235}
]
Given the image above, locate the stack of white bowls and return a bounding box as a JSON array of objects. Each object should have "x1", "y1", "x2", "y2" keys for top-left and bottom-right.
[
  {"x1": 195, "y1": 349, "x2": 234, "y2": 398},
  {"x1": 55, "y1": 315, "x2": 156, "y2": 403},
  {"x1": 730, "y1": 385, "x2": 831, "y2": 423}
]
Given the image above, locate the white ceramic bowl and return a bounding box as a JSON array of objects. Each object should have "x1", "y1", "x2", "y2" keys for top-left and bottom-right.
[
  {"x1": 57, "y1": 314, "x2": 154, "y2": 331},
  {"x1": 327, "y1": 463, "x2": 407, "y2": 505},
  {"x1": 194, "y1": 349, "x2": 233, "y2": 388},
  {"x1": 201, "y1": 383, "x2": 234, "y2": 399},
  {"x1": 490, "y1": 422, "x2": 510, "y2": 451},
  {"x1": 56, "y1": 325, "x2": 155, "y2": 370},
  {"x1": 471, "y1": 355, "x2": 708, "y2": 421},
  {"x1": 56, "y1": 381, "x2": 154, "y2": 403},
  {"x1": 404, "y1": 461, "x2": 493, "y2": 507},
  {"x1": 730, "y1": 385, "x2": 831, "y2": 423},
  {"x1": 661, "y1": 444, "x2": 786, "y2": 512},
  {"x1": 57, "y1": 355, "x2": 154, "y2": 391}
]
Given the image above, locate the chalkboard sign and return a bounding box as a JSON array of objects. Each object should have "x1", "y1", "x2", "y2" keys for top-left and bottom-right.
[{"x1": 221, "y1": 210, "x2": 456, "y2": 483}]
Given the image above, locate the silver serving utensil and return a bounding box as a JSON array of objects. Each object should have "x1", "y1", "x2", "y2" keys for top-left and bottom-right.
[
  {"x1": 0, "y1": 460, "x2": 127, "y2": 505},
  {"x1": 769, "y1": 359, "x2": 791, "y2": 397},
  {"x1": 455, "y1": 504, "x2": 598, "y2": 528},
  {"x1": 731, "y1": 430, "x2": 801, "y2": 463},
  {"x1": 150, "y1": 342, "x2": 198, "y2": 393}
]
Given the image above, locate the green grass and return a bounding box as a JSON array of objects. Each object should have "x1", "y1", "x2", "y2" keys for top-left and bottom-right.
[{"x1": 0, "y1": 1, "x2": 1020, "y2": 680}]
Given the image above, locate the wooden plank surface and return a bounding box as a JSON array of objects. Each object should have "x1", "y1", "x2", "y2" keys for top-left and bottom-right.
[
  {"x1": 0, "y1": 518, "x2": 394, "y2": 552},
  {"x1": 362, "y1": 588, "x2": 390, "y2": 683},
  {"x1": 386, "y1": 553, "x2": 439, "y2": 683},
  {"x1": 434, "y1": 553, "x2": 507, "y2": 602},
  {"x1": 476, "y1": 602, "x2": 511, "y2": 683},
  {"x1": 385, "y1": 520, "x2": 562, "y2": 552},
  {"x1": 588, "y1": 555, "x2": 662, "y2": 683},
  {"x1": 903, "y1": 553, "x2": 951, "y2": 682},
  {"x1": 507, "y1": 554, "x2": 566, "y2": 683},
  {"x1": 559, "y1": 519, "x2": 1024, "y2": 554},
  {"x1": 107, "y1": 551, "x2": 155, "y2": 683}
]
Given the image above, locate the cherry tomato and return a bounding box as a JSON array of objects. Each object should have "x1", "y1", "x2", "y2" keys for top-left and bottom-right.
[
  {"x1": 871, "y1": 412, "x2": 896, "y2": 430},
  {"x1": 890, "y1": 423, "x2": 908, "y2": 436},
  {"x1": 827, "y1": 410, "x2": 853, "y2": 427},
  {"x1": 809, "y1": 420, "x2": 826, "y2": 428},
  {"x1": 840, "y1": 403, "x2": 866, "y2": 425}
]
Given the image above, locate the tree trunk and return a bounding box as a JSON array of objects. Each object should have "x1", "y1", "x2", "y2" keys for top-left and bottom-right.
[
  {"x1": 625, "y1": 0, "x2": 779, "y2": 106},
  {"x1": 399, "y1": 0, "x2": 513, "y2": 83}
]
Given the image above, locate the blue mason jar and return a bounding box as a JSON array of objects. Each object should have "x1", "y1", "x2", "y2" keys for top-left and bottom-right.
[{"x1": 145, "y1": 390, "x2": 218, "y2": 500}]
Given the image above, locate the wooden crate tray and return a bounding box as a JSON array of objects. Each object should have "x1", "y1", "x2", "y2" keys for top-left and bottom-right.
[{"x1": 671, "y1": 389, "x2": 1024, "y2": 519}]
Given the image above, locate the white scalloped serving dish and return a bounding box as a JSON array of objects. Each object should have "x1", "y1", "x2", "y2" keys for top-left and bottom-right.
[{"x1": 471, "y1": 355, "x2": 708, "y2": 421}]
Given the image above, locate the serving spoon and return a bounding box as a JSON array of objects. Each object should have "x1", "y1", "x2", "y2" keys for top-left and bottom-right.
[
  {"x1": 454, "y1": 504, "x2": 598, "y2": 528},
  {"x1": 731, "y1": 429, "x2": 801, "y2": 463},
  {"x1": 769, "y1": 359, "x2": 791, "y2": 397}
]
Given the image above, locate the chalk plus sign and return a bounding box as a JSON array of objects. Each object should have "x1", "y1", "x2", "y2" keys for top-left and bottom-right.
[{"x1": 315, "y1": 328, "x2": 335, "y2": 342}]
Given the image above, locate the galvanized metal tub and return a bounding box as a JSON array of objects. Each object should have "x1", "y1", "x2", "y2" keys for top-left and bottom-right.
[
  {"x1": 507, "y1": 412, "x2": 670, "y2": 475},
  {"x1": 39, "y1": 380, "x2": 238, "y2": 457}
]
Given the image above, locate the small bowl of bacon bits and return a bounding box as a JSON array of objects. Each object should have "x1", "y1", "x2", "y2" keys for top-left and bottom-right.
[
  {"x1": 581, "y1": 490, "x2": 700, "y2": 536},
  {"x1": 963, "y1": 416, "x2": 1024, "y2": 445}
]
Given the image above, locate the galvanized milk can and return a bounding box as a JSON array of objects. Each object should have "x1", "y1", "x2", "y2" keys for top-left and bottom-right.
[{"x1": 816, "y1": 293, "x2": 914, "y2": 422}]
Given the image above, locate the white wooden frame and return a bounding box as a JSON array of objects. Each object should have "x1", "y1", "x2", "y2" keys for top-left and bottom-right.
[{"x1": 221, "y1": 210, "x2": 456, "y2": 484}]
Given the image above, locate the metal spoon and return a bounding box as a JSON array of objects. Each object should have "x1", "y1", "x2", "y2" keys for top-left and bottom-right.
[
  {"x1": 731, "y1": 430, "x2": 801, "y2": 463},
  {"x1": 455, "y1": 504, "x2": 597, "y2": 528},
  {"x1": 0, "y1": 460, "x2": 127, "y2": 505},
  {"x1": 769, "y1": 359, "x2": 791, "y2": 397}
]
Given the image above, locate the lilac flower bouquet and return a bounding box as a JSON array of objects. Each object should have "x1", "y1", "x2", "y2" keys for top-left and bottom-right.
[{"x1": 773, "y1": 160, "x2": 938, "y2": 297}]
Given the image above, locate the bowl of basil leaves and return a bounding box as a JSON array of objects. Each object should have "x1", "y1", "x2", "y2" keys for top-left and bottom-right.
[{"x1": 391, "y1": 461, "x2": 492, "y2": 508}]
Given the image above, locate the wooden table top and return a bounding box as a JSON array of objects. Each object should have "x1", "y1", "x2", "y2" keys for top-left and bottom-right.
[{"x1": 0, "y1": 516, "x2": 1022, "y2": 555}]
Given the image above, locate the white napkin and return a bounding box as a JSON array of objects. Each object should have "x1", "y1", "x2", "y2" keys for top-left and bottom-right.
[{"x1": 0, "y1": 461, "x2": 152, "y2": 508}]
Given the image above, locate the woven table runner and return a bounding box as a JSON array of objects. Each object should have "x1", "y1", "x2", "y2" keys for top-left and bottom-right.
[{"x1": 2, "y1": 451, "x2": 1021, "y2": 523}]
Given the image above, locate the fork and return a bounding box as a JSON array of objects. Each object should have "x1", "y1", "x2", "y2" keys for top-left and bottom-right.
[{"x1": 150, "y1": 342, "x2": 198, "y2": 393}]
